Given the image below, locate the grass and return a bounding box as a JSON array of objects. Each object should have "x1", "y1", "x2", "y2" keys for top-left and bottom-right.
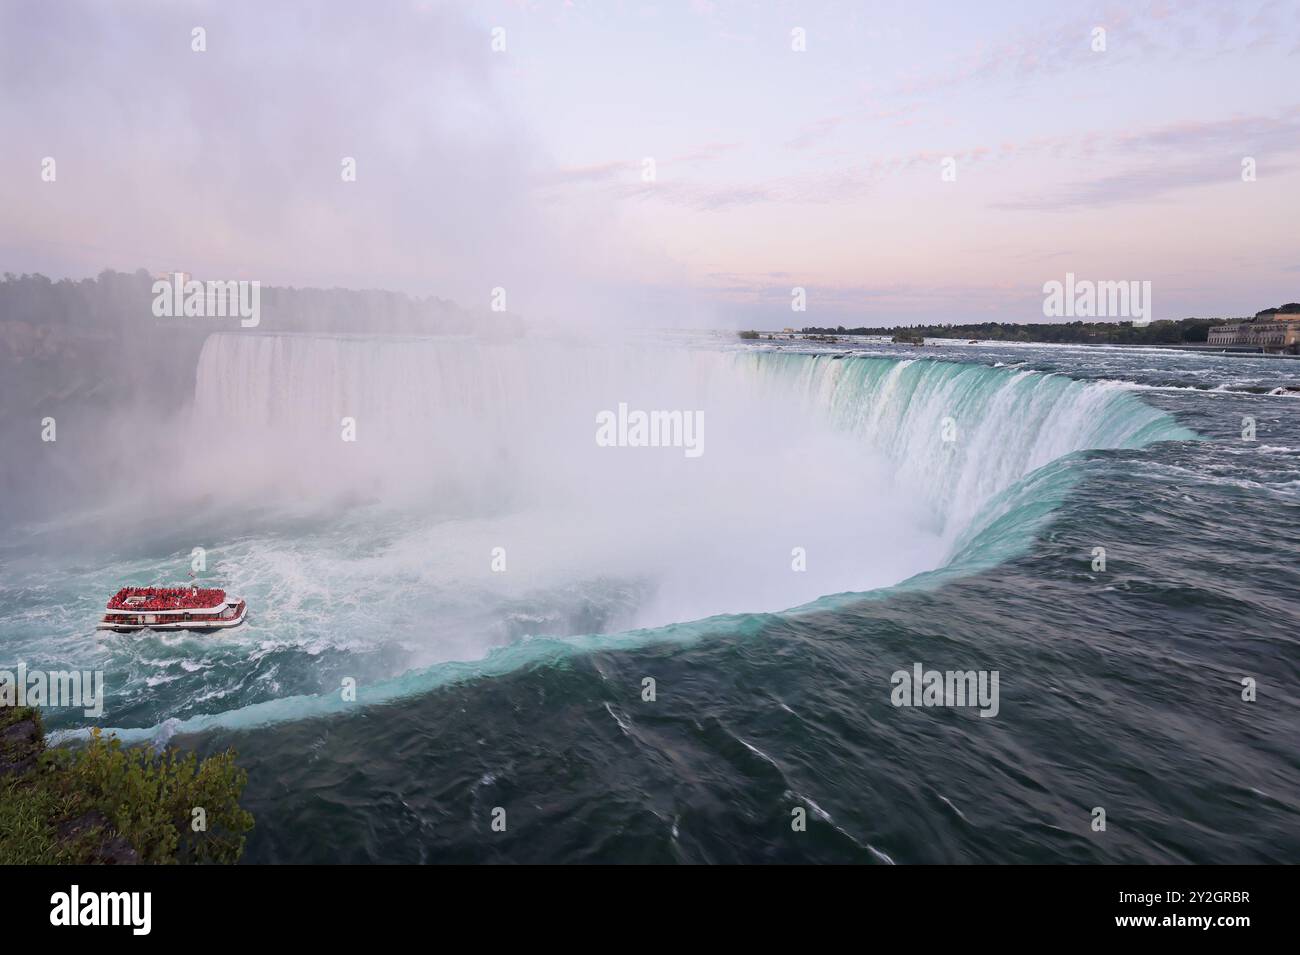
[{"x1": 0, "y1": 706, "x2": 253, "y2": 864}]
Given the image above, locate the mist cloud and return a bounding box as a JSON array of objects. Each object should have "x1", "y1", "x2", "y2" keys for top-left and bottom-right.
[{"x1": 0, "y1": 0, "x2": 647, "y2": 322}]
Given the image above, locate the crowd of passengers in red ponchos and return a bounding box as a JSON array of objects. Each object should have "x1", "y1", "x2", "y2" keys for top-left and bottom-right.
[{"x1": 107, "y1": 586, "x2": 226, "y2": 611}]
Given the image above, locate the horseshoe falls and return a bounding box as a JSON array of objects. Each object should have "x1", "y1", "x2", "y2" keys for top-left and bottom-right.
[{"x1": 4, "y1": 334, "x2": 1297, "y2": 863}]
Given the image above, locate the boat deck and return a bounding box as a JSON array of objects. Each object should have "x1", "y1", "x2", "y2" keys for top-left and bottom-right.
[{"x1": 98, "y1": 587, "x2": 247, "y2": 632}]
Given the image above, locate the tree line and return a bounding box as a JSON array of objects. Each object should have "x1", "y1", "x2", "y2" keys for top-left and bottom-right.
[{"x1": 799, "y1": 318, "x2": 1234, "y2": 345}]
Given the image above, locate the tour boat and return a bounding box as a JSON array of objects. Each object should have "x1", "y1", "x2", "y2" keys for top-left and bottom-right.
[{"x1": 96, "y1": 586, "x2": 247, "y2": 632}]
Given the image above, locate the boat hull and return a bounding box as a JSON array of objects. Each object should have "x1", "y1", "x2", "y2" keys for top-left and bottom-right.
[{"x1": 96, "y1": 603, "x2": 247, "y2": 633}]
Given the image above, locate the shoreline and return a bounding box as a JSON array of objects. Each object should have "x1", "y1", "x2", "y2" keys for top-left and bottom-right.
[{"x1": 740, "y1": 332, "x2": 1300, "y2": 359}]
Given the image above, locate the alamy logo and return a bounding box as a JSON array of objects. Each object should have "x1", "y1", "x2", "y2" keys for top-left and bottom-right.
[
  {"x1": 50, "y1": 885, "x2": 151, "y2": 935},
  {"x1": 0, "y1": 664, "x2": 104, "y2": 717},
  {"x1": 1042, "y1": 272, "x2": 1152, "y2": 326},
  {"x1": 152, "y1": 273, "x2": 260, "y2": 327},
  {"x1": 890, "y1": 662, "x2": 999, "y2": 718},
  {"x1": 595, "y1": 403, "x2": 704, "y2": 458}
]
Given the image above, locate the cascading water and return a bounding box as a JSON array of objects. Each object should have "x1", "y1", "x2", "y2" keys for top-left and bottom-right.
[
  {"x1": 191, "y1": 334, "x2": 1191, "y2": 540},
  {"x1": 725, "y1": 348, "x2": 1194, "y2": 560},
  {"x1": 27, "y1": 333, "x2": 1194, "y2": 740},
  {"x1": 12, "y1": 334, "x2": 1296, "y2": 866}
]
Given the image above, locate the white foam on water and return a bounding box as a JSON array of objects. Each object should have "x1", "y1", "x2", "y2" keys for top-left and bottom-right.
[{"x1": 25, "y1": 335, "x2": 1194, "y2": 739}]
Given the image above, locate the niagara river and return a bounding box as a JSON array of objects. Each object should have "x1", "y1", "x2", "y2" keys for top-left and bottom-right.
[{"x1": 2, "y1": 333, "x2": 1297, "y2": 863}]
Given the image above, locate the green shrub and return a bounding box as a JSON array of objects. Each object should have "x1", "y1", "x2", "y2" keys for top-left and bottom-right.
[
  {"x1": 43, "y1": 728, "x2": 254, "y2": 864},
  {"x1": 1, "y1": 706, "x2": 253, "y2": 865}
]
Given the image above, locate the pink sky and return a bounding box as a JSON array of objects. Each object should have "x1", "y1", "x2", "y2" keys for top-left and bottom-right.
[{"x1": 2, "y1": 0, "x2": 1297, "y2": 326}]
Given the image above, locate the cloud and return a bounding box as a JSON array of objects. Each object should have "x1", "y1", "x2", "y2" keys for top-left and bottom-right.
[
  {"x1": 0, "y1": 0, "x2": 640, "y2": 320},
  {"x1": 889, "y1": 0, "x2": 1296, "y2": 99},
  {"x1": 993, "y1": 109, "x2": 1300, "y2": 210},
  {"x1": 544, "y1": 160, "x2": 633, "y2": 186},
  {"x1": 785, "y1": 115, "x2": 848, "y2": 151},
  {"x1": 784, "y1": 104, "x2": 919, "y2": 151}
]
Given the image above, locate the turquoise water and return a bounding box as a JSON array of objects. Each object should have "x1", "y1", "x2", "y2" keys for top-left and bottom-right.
[{"x1": 3, "y1": 336, "x2": 1297, "y2": 862}]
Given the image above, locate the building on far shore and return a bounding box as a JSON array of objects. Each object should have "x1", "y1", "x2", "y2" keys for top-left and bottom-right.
[{"x1": 1207, "y1": 304, "x2": 1300, "y2": 353}]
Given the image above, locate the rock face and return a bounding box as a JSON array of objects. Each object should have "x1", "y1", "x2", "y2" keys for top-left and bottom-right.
[
  {"x1": 0, "y1": 717, "x2": 40, "y2": 776},
  {"x1": 0, "y1": 712, "x2": 140, "y2": 863},
  {"x1": 56, "y1": 811, "x2": 141, "y2": 865}
]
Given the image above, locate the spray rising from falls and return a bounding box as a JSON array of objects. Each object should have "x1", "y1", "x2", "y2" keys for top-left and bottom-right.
[
  {"x1": 47, "y1": 335, "x2": 1195, "y2": 740},
  {"x1": 192, "y1": 335, "x2": 1189, "y2": 527},
  {"x1": 729, "y1": 349, "x2": 1196, "y2": 560},
  {"x1": 186, "y1": 335, "x2": 1196, "y2": 617}
]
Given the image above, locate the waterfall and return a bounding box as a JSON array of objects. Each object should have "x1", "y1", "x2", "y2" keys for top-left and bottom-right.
[
  {"x1": 193, "y1": 333, "x2": 1192, "y2": 554},
  {"x1": 63, "y1": 333, "x2": 1196, "y2": 742}
]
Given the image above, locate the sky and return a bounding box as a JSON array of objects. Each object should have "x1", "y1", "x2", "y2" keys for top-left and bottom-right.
[{"x1": 1, "y1": 0, "x2": 1298, "y2": 327}]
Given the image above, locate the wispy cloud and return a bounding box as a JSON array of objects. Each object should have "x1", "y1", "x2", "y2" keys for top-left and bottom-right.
[
  {"x1": 994, "y1": 109, "x2": 1300, "y2": 210},
  {"x1": 784, "y1": 104, "x2": 919, "y2": 151},
  {"x1": 890, "y1": 0, "x2": 1294, "y2": 99}
]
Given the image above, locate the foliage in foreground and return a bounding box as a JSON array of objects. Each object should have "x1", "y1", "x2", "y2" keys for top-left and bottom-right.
[{"x1": 0, "y1": 707, "x2": 253, "y2": 864}]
